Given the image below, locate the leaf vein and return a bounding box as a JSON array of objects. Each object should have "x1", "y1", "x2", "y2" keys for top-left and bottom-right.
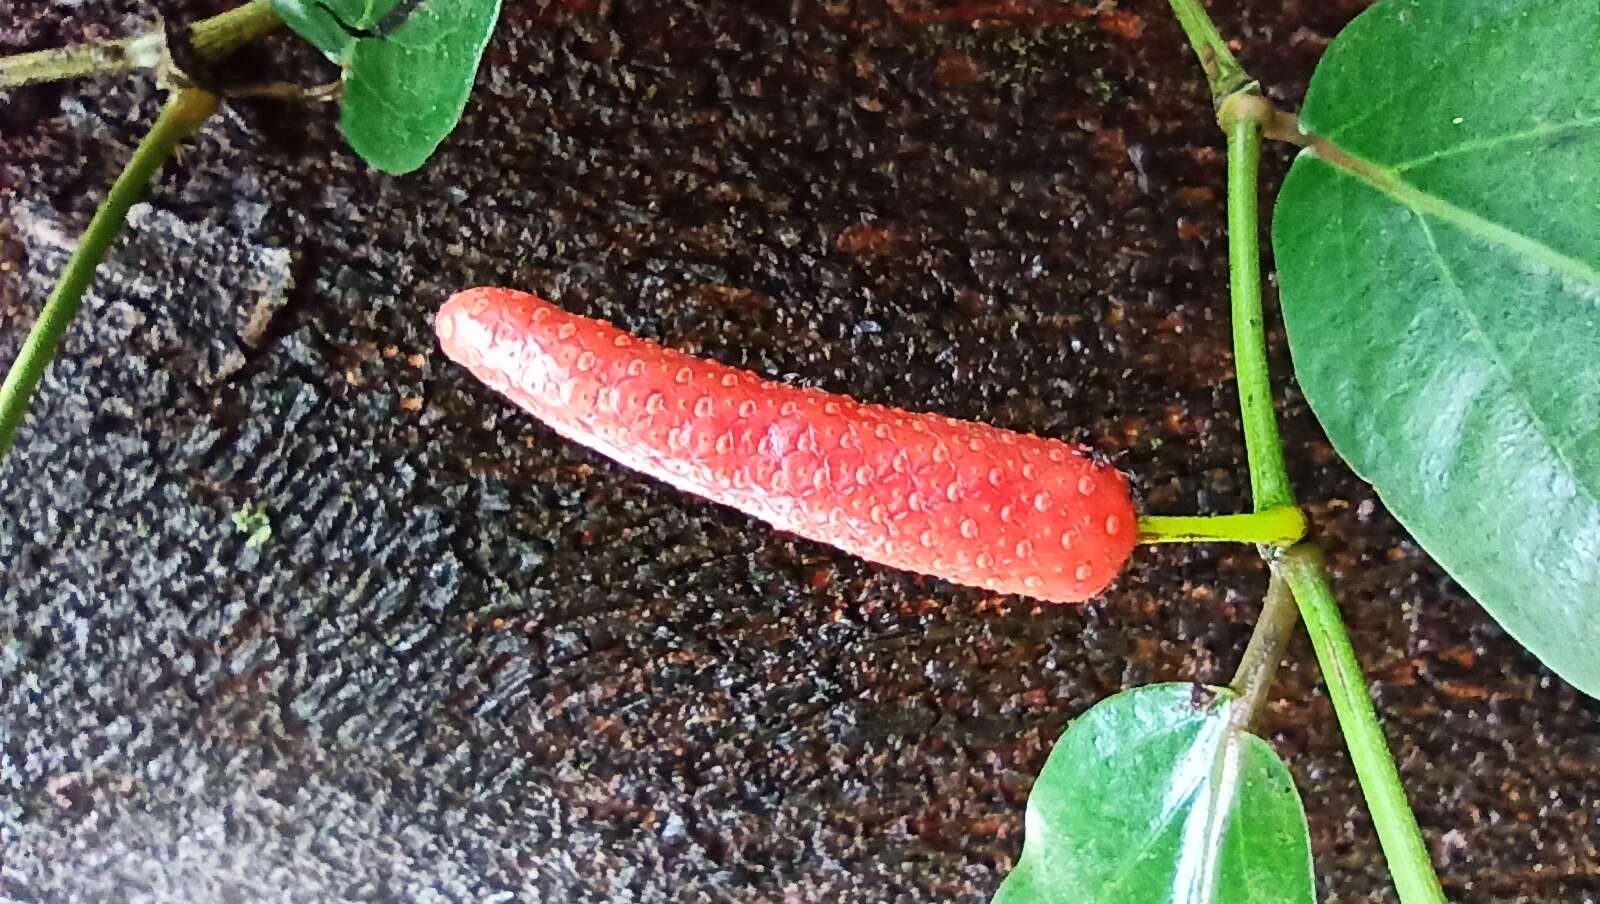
[
  {"x1": 1311, "y1": 140, "x2": 1600, "y2": 289},
  {"x1": 1392, "y1": 116, "x2": 1600, "y2": 172},
  {"x1": 1413, "y1": 216, "x2": 1600, "y2": 511}
]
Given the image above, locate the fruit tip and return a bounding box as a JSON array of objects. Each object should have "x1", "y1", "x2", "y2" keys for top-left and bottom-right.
[{"x1": 436, "y1": 287, "x2": 514, "y2": 354}]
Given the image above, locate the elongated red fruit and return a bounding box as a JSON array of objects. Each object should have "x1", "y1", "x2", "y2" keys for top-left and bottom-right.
[{"x1": 436, "y1": 288, "x2": 1136, "y2": 602}]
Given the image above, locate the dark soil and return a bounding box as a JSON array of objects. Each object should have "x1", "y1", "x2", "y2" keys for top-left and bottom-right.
[{"x1": 3, "y1": 0, "x2": 1597, "y2": 901}]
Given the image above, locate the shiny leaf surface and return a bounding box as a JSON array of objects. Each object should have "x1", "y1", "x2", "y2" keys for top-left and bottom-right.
[
  {"x1": 270, "y1": 0, "x2": 500, "y2": 174},
  {"x1": 994, "y1": 684, "x2": 1314, "y2": 904},
  {"x1": 1273, "y1": 0, "x2": 1600, "y2": 695}
]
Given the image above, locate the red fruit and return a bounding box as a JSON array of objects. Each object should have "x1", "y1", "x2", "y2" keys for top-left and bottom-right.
[{"x1": 436, "y1": 288, "x2": 1136, "y2": 602}]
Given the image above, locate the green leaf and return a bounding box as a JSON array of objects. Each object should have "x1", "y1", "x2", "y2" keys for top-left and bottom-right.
[
  {"x1": 270, "y1": 0, "x2": 500, "y2": 174},
  {"x1": 993, "y1": 684, "x2": 1314, "y2": 904},
  {"x1": 267, "y1": 0, "x2": 363, "y2": 58},
  {"x1": 1272, "y1": 0, "x2": 1600, "y2": 696},
  {"x1": 230, "y1": 502, "x2": 273, "y2": 548}
]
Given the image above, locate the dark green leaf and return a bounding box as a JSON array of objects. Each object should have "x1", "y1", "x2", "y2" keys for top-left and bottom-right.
[
  {"x1": 270, "y1": 0, "x2": 500, "y2": 174},
  {"x1": 1272, "y1": 0, "x2": 1600, "y2": 695},
  {"x1": 993, "y1": 684, "x2": 1314, "y2": 904}
]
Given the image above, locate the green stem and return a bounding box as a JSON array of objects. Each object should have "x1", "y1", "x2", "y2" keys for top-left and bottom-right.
[
  {"x1": 1137, "y1": 508, "x2": 1304, "y2": 546},
  {"x1": 1227, "y1": 568, "x2": 1297, "y2": 731},
  {"x1": 0, "y1": 0, "x2": 280, "y2": 90},
  {"x1": 1277, "y1": 546, "x2": 1448, "y2": 904},
  {"x1": 1223, "y1": 93, "x2": 1447, "y2": 904},
  {"x1": 1224, "y1": 113, "x2": 1295, "y2": 512},
  {"x1": 1164, "y1": 0, "x2": 1252, "y2": 102},
  {"x1": 0, "y1": 88, "x2": 219, "y2": 460},
  {"x1": 0, "y1": 33, "x2": 165, "y2": 89},
  {"x1": 1167, "y1": 2, "x2": 1450, "y2": 898},
  {"x1": 188, "y1": 0, "x2": 284, "y2": 62}
]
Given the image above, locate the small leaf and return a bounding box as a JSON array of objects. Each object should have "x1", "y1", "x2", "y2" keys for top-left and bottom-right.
[
  {"x1": 1272, "y1": 0, "x2": 1600, "y2": 695},
  {"x1": 993, "y1": 684, "x2": 1314, "y2": 904},
  {"x1": 230, "y1": 502, "x2": 272, "y2": 548},
  {"x1": 270, "y1": 0, "x2": 500, "y2": 174}
]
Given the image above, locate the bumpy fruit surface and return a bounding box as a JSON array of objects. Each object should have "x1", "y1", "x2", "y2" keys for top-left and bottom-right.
[{"x1": 437, "y1": 287, "x2": 1137, "y2": 602}]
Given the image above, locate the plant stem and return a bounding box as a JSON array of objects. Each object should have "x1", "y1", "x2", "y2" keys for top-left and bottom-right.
[
  {"x1": 1166, "y1": 1, "x2": 1450, "y2": 898},
  {"x1": 0, "y1": 2, "x2": 276, "y2": 461},
  {"x1": 0, "y1": 88, "x2": 218, "y2": 460},
  {"x1": 1224, "y1": 113, "x2": 1295, "y2": 513},
  {"x1": 0, "y1": 33, "x2": 165, "y2": 90},
  {"x1": 1277, "y1": 546, "x2": 1448, "y2": 904},
  {"x1": 1137, "y1": 508, "x2": 1304, "y2": 546},
  {"x1": 1227, "y1": 569, "x2": 1296, "y2": 730},
  {"x1": 0, "y1": 0, "x2": 281, "y2": 90},
  {"x1": 187, "y1": 0, "x2": 284, "y2": 62},
  {"x1": 1164, "y1": 0, "x2": 1252, "y2": 102}
]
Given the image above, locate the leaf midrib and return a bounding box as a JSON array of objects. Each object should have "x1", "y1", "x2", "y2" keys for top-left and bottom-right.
[
  {"x1": 1086, "y1": 710, "x2": 1243, "y2": 904},
  {"x1": 1306, "y1": 135, "x2": 1600, "y2": 287},
  {"x1": 1084, "y1": 721, "x2": 1211, "y2": 899},
  {"x1": 1306, "y1": 134, "x2": 1600, "y2": 514}
]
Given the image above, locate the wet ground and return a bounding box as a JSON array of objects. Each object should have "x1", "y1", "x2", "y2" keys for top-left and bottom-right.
[{"x1": 2, "y1": 0, "x2": 1597, "y2": 901}]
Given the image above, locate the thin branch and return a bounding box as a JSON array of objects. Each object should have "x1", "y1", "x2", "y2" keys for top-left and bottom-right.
[
  {"x1": 1165, "y1": 0, "x2": 1252, "y2": 104},
  {"x1": 0, "y1": 89, "x2": 218, "y2": 460},
  {"x1": 0, "y1": 1, "x2": 281, "y2": 462},
  {"x1": 0, "y1": 0, "x2": 281, "y2": 90},
  {"x1": 0, "y1": 32, "x2": 165, "y2": 89},
  {"x1": 188, "y1": 0, "x2": 285, "y2": 60},
  {"x1": 1227, "y1": 569, "x2": 1297, "y2": 731}
]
